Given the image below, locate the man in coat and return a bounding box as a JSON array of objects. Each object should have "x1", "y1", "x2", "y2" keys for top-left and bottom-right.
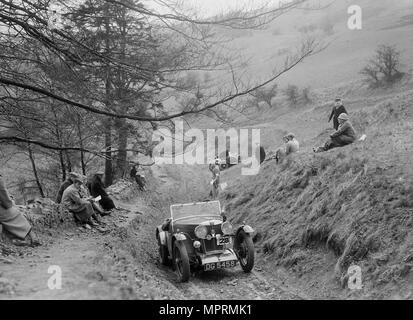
[
  {"x1": 56, "y1": 172, "x2": 80, "y2": 204},
  {"x1": 328, "y1": 98, "x2": 348, "y2": 130},
  {"x1": 0, "y1": 174, "x2": 40, "y2": 246},
  {"x1": 61, "y1": 177, "x2": 100, "y2": 227},
  {"x1": 314, "y1": 113, "x2": 357, "y2": 152}
]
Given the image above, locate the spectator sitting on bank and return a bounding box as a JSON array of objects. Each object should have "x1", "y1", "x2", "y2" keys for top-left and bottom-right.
[
  {"x1": 314, "y1": 113, "x2": 356, "y2": 153},
  {"x1": 61, "y1": 177, "x2": 101, "y2": 228},
  {"x1": 275, "y1": 133, "x2": 299, "y2": 163},
  {"x1": 284, "y1": 133, "x2": 300, "y2": 155},
  {"x1": 90, "y1": 172, "x2": 116, "y2": 211},
  {"x1": 0, "y1": 174, "x2": 40, "y2": 246},
  {"x1": 78, "y1": 175, "x2": 110, "y2": 217},
  {"x1": 56, "y1": 172, "x2": 80, "y2": 204},
  {"x1": 130, "y1": 164, "x2": 146, "y2": 191}
]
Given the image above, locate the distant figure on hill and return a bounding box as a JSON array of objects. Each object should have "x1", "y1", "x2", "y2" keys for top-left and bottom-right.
[
  {"x1": 275, "y1": 133, "x2": 299, "y2": 163},
  {"x1": 314, "y1": 113, "x2": 356, "y2": 153},
  {"x1": 329, "y1": 98, "x2": 348, "y2": 130},
  {"x1": 56, "y1": 172, "x2": 80, "y2": 204},
  {"x1": 0, "y1": 174, "x2": 40, "y2": 246},
  {"x1": 209, "y1": 160, "x2": 221, "y2": 199},
  {"x1": 90, "y1": 172, "x2": 116, "y2": 211}
]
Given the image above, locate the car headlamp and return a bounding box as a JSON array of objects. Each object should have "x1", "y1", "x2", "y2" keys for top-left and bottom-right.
[
  {"x1": 195, "y1": 225, "x2": 208, "y2": 239},
  {"x1": 221, "y1": 221, "x2": 233, "y2": 235}
]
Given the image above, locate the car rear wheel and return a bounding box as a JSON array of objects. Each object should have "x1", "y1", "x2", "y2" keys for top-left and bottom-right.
[
  {"x1": 235, "y1": 230, "x2": 255, "y2": 273},
  {"x1": 173, "y1": 241, "x2": 190, "y2": 282},
  {"x1": 157, "y1": 232, "x2": 171, "y2": 266}
]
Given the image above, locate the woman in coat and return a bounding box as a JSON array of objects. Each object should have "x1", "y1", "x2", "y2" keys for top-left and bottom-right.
[
  {"x1": 0, "y1": 174, "x2": 40, "y2": 246},
  {"x1": 90, "y1": 172, "x2": 116, "y2": 211}
]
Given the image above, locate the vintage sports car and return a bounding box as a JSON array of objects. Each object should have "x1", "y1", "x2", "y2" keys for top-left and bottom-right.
[{"x1": 156, "y1": 201, "x2": 255, "y2": 282}]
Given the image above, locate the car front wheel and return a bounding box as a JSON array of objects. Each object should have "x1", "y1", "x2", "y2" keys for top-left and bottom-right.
[
  {"x1": 235, "y1": 230, "x2": 255, "y2": 273},
  {"x1": 173, "y1": 241, "x2": 190, "y2": 282}
]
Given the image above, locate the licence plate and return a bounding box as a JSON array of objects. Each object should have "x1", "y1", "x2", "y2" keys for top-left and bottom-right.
[
  {"x1": 217, "y1": 236, "x2": 231, "y2": 245},
  {"x1": 204, "y1": 260, "x2": 237, "y2": 271}
]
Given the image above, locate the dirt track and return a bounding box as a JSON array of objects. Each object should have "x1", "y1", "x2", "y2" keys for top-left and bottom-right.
[{"x1": 0, "y1": 189, "x2": 310, "y2": 300}]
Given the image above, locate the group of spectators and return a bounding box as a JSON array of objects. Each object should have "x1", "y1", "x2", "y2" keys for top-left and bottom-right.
[
  {"x1": 274, "y1": 97, "x2": 357, "y2": 160},
  {"x1": 0, "y1": 170, "x2": 117, "y2": 247},
  {"x1": 56, "y1": 171, "x2": 116, "y2": 229},
  {"x1": 313, "y1": 98, "x2": 356, "y2": 152}
]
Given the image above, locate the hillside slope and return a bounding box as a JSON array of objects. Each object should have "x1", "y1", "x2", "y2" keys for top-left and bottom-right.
[
  {"x1": 219, "y1": 84, "x2": 413, "y2": 299},
  {"x1": 207, "y1": 0, "x2": 413, "y2": 90}
]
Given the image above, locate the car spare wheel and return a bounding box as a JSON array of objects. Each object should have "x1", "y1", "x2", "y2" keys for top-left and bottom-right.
[
  {"x1": 157, "y1": 232, "x2": 171, "y2": 266},
  {"x1": 173, "y1": 241, "x2": 190, "y2": 282},
  {"x1": 235, "y1": 230, "x2": 255, "y2": 273}
]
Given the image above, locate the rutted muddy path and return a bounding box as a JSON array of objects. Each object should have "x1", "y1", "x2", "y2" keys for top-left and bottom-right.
[
  {"x1": 133, "y1": 200, "x2": 309, "y2": 300},
  {"x1": 1, "y1": 164, "x2": 312, "y2": 300},
  {"x1": 0, "y1": 191, "x2": 308, "y2": 300}
]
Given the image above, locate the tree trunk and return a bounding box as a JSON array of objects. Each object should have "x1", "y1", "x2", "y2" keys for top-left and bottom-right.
[
  {"x1": 65, "y1": 151, "x2": 72, "y2": 173},
  {"x1": 59, "y1": 151, "x2": 66, "y2": 181},
  {"x1": 76, "y1": 113, "x2": 86, "y2": 175},
  {"x1": 27, "y1": 143, "x2": 45, "y2": 198},
  {"x1": 103, "y1": 6, "x2": 113, "y2": 187},
  {"x1": 104, "y1": 119, "x2": 113, "y2": 186},
  {"x1": 115, "y1": 118, "x2": 128, "y2": 179}
]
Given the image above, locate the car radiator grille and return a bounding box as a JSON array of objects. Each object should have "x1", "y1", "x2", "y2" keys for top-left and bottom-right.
[
  {"x1": 202, "y1": 239, "x2": 224, "y2": 253},
  {"x1": 202, "y1": 225, "x2": 225, "y2": 254}
]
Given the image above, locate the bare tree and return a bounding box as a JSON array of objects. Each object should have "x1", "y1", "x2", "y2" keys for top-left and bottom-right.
[
  {"x1": 250, "y1": 84, "x2": 278, "y2": 108},
  {"x1": 361, "y1": 45, "x2": 403, "y2": 87},
  {"x1": 301, "y1": 87, "x2": 312, "y2": 104},
  {"x1": 284, "y1": 84, "x2": 300, "y2": 106},
  {"x1": 0, "y1": 0, "x2": 324, "y2": 191}
]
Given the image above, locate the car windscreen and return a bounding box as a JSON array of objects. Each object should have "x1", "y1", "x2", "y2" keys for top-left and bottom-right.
[{"x1": 170, "y1": 201, "x2": 221, "y2": 223}]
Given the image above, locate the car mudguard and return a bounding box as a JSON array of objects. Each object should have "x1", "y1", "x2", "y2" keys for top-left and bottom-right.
[{"x1": 158, "y1": 230, "x2": 167, "y2": 246}]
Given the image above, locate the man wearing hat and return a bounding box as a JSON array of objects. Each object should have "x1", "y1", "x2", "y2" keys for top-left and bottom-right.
[
  {"x1": 61, "y1": 177, "x2": 100, "y2": 227},
  {"x1": 315, "y1": 113, "x2": 357, "y2": 152},
  {"x1": 328, "y1": 98, "x2": 348, "y2": 130},
  {"x1": 56, "y1": 172, "x2": 80, "y2": 204},
  {"x1": 90, "y1": 171, "x2": 116, "y2": 211}
]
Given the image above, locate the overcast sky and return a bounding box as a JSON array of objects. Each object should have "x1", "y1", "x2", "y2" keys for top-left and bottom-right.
[{"x1": 146, "y1": 0, "x2": 284, "y2": 18}]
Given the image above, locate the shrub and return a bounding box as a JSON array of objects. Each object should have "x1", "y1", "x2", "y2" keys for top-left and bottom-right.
[
  {"x1": 301, "y1": 87, "x2": 312, "y2": 104},
  {"x1": 361, "y1": 45, "x2": 404, "y2": 87},
  {"x1": 284, "y1": 84, "x2": 300, "y2": 106}
]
